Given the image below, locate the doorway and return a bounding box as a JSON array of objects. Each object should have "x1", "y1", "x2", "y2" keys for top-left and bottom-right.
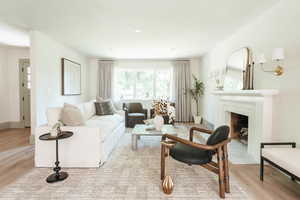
[{"x1": 19, "y1": 59, "x2": 31, "y2": 128}]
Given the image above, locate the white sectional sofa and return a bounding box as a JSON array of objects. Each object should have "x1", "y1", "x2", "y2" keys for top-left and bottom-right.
[{"x1": 35, "y1": 100, "x2": 125, "y2": 168}]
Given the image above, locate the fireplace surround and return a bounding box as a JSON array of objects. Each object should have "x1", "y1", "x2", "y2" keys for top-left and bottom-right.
[{"x1": 212, "y1": 90, "x2": 279, "y2": 162}]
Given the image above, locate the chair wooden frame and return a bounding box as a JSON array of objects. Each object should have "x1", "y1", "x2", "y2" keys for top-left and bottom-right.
[{"x1": 161, "y1": 127, "x2": 231, "y2": 198}]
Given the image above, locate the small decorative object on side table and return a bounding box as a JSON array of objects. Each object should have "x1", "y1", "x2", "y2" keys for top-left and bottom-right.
[{"x1": 39, "y1": 131, "x2": 73, "y2": 183}]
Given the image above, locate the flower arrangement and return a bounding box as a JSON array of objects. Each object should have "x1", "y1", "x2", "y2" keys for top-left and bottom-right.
[
  {"x1": 167, "y1": 105, "x2": 176, "y2": 124},
  {"x1": 153, "y1": 99, "x2": 168, "y2": 115},
  {"x1": 152, "y1": 99, "x2": 176, "y2": 124}
]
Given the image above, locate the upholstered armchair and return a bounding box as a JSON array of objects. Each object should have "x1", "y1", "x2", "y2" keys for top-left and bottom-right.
[
  {"x1": 161, "y1": 125, "x2": 231, "y2": 198},
  {"x1": 123, "y1": 103, "x2": 147, "y2": 128}
]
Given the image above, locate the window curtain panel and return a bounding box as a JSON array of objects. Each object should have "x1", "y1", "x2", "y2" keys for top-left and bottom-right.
[
  {"x1": 98, "y1": 60, "x2": 113, "y2": 99},
  {"x1": 173, "y1": 60, "x2": 192, "y2": 122}
]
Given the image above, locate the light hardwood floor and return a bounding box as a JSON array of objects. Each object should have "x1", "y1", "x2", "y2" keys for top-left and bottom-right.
[{"x1": 0, "y1": 128, "x2": 299, "y2": 199}]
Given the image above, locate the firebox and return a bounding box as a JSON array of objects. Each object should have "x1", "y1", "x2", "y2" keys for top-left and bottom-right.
[{"x1": 230, "y1": 112, "x2": 248, "y2": 145}]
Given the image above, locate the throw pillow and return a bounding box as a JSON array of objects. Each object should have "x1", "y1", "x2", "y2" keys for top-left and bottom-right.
[
  {"x1": 96, "y1": 97, "x2": 117, "y2": 113},
  {"x1": 96, "y1": 96, "x2": 104, "y2": 102},
  {"x1": 61, "y1": 103, "x2": 85, "y2": 126},
  {"x1": 95, "y1": 101, "x2": 114, "y2": 116}
]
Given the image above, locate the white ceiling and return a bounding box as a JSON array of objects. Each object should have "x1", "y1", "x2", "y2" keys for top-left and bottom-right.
[
  {"x1": 0, "y1": 0, "x2": 278, "y2": 59},
  {"x1": 0, "y1": 22, "x2": 29, "y2": 47}
]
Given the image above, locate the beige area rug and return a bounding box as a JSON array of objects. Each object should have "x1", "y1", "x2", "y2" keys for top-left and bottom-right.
[{"x1": 0, "y1": 129, "x2": 249, "y2": 200}]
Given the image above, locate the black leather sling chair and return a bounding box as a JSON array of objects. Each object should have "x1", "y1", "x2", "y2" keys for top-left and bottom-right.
[{"x1": 161, "y1": 125, "x2": 231, "y2": 198}]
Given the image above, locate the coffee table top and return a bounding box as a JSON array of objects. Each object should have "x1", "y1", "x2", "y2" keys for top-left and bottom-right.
[{"x1": 132, "y1": 124, "x2": 181, "y2": 136}]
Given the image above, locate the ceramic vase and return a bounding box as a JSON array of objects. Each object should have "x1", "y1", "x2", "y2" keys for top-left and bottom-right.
[
  {"x1": 50, "y1": 129, "x2": 58, "y2": 137},
  {"x1": 193, "y1": 115, "x2": 202, "y2": 124},
  {"x1": 154, "y1": 115, "x2": 164, "y2": 131}
]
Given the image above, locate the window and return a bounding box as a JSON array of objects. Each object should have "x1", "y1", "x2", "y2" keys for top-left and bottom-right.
[{"x1": 113, "y1": 62, "x2": 173, "y2": 100}]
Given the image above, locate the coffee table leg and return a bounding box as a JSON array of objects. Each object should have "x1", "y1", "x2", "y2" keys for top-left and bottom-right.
[{"x1": 132, "y1": 135, "x2": 138, "y2": 150}]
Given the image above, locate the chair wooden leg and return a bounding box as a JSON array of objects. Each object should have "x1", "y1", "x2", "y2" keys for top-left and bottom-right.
[
  {"x1": 223, "y1": 145, "x2": 230, "y2": 193},
  {"x1": 217, "y1": 147, "x2": 225, "y2": 198},
  {"x1": 161, "y1": 144, "x2": 166, "y2": 180}
]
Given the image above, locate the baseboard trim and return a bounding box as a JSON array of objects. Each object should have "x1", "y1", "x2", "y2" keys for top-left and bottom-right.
[
  {"x1": 29, "y1": 134, "x2": 35, "y2": 145},
  {"x1": 0, "y1": 121, "x2": 25, "y2": 130},
  {"x1": 9, "y1": 121, "x2": 24, "y2": 128},
  {"x1": 0, "y1": 122, "x2": 10, "y2": 130}
]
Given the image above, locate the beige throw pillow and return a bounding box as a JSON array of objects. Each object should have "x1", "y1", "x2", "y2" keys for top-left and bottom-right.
[{"x1": 61, "y1": 103, "x2": 85, "y2": 126}]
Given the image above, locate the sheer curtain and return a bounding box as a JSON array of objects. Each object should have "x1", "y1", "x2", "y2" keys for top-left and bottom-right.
[
  {"x1": 173, "y1": 60, "x2": 192, "y2": 122},
  {"x1": 98, "y1": 60, "x2": 114, "y2": 99}
]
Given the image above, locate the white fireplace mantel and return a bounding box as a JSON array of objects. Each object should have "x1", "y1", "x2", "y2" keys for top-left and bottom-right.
[
  {"x1": 212, "y1": 89, "x2": 279, "y2": 97},
  {"x1": 212, "y1": 89, "x2": 279, "y2": 162}
]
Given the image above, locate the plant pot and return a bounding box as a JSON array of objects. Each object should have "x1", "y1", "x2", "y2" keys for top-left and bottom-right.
[
  {"x1": 193, "y1": 115, "x2": 202, "y2": 124},
  {"x1": 154, "y1": 115, "x2": 164, "y2": 131}
]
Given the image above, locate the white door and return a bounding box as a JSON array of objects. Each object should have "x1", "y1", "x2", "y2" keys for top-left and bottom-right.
[{"x1": 20, "y1": 59, "x2": 31, "y2": 127}]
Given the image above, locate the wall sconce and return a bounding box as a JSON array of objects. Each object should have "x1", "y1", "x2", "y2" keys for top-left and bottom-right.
[{"x1": 257, "y1": 48, "x2": 285, "y2": 76}]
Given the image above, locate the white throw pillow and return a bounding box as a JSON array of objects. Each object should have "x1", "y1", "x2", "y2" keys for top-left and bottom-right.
[
  {"x1": 83, "y1": 100, "x2": 96, "y2": 120},
  {"x1": 61, "y1": 103, "x2": 85, "y2": 126},
  {"x1": 96, "y1": 96, "x2": 104, "y2": 102}
]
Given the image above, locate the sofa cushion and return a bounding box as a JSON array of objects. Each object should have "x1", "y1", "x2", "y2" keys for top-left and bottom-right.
[
  {"x1": 46, "y1": 107, "x2": 62, "y2": 126},
  {"x1": 85, "y1": 114, "x2": 124, "y2": 142},
  {"x1": 83, "y1": 101, "x2": 96, "y2": 120},
  {"x1": 262, "y1": 148, "x2": 300, "y2": 177},
  {"x1": 128, "y1": 113, "x2": 145, "y2": 118},
  {"x1": 61, "y1": 103, "x2": 85, "y2": 126}
]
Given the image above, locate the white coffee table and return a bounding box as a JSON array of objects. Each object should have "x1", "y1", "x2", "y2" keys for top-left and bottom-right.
[{"x1": 131, "y1": 124, "x2": 180, "y2": 150}]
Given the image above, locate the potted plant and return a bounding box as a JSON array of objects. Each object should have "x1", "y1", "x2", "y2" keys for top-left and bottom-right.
[{"x1": 189, "y1": 75, "x2": 205, "y2": 124}]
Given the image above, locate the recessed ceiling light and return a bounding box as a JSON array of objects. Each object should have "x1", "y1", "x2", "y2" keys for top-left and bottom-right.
[{"x1": 135, "y1": 29, "x2": 141, "y2": 33}]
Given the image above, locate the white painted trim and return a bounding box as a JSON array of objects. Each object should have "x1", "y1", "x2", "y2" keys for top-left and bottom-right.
[
  {"x1": 212, "y1": 89, "x2": 279, "y2": 97},
  {"x1": 0, "y1": 121, "x2": 24, "y2": 130},
  {"x1": 29, "y1": 134, "x2": 35, "y2": 145},
  {"x1": 0, "y1": 122, "x2": 10, "y2": 130}
]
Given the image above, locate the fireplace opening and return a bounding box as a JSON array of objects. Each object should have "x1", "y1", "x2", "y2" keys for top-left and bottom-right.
[{"x1": 230, "y1": 112, "x2": 248, "y2": 145}]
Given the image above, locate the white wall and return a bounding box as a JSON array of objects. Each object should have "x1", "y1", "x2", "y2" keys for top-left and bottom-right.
[
  {"x1": 30, "y1": 31, "x2": 89, "y2": 132},
  {"x1": 0, "y1": 46, "x2": 9, "y2": 123},
  {"x1": 0, "y1": 45, "x2": 29, "y2": 123},
  {"x1": 199, "y1": 0, "x2": 300, "y2": 144}
]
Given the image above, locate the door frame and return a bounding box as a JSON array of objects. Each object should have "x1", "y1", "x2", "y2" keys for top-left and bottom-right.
[{"x1": 19, "y1": 58, "x2": 30, "y2": 128}]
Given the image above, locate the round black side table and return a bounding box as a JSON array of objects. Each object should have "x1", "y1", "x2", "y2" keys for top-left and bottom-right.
[{"x1": 39, "y1": 131, "x2": 73, "y2": 183}]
